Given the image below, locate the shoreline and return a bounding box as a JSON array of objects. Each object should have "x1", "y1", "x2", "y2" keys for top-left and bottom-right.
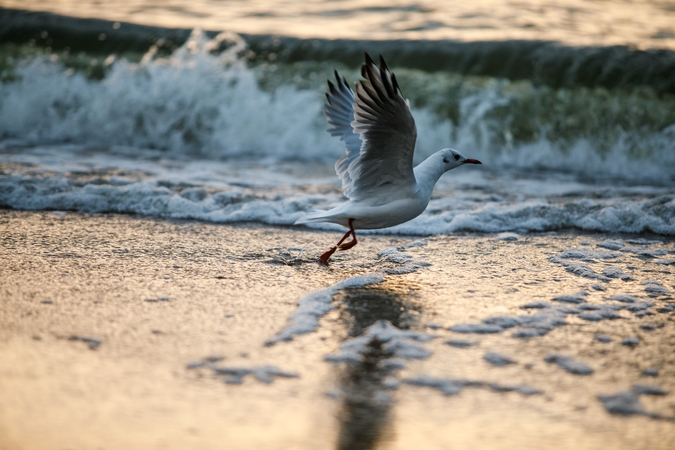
[{"x1": 1, "y1": 210, "x2": 674, "y2": 449}]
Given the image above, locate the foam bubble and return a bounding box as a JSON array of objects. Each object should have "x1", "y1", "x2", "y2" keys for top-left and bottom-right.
[
  {"x1": 598, "y1": 385, "x2": 669, "y2": 418},
  {"x1": 403, "y1": 375, "x2": 543, "y2": 396},
  {"x1": 187, "y1": 360, "x2": 299, "y2": 384},
  {"x1": 483, "y1": 352, "x2": 516, "y2": 367},
  {"x1": 544, "y1": 354, "x2": 594, "y2": 375}
]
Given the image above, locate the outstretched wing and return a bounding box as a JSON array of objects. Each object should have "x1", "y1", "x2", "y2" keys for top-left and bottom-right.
[
  {"x1": 324, "y1": 53, "x2": 418, "y2": 201},
  {"x1": 324, "y1": 71, "x2": 362, "y2": 197}
]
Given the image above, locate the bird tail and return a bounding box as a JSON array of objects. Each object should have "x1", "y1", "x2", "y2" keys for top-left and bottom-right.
[{"x1": 294, "y1": 210, "x2": 332, "y2": 225}]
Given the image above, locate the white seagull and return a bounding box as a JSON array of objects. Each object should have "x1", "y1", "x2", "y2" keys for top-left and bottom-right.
[{"x1": 296, "y1": 53, "x2": 482, "y2": 263}]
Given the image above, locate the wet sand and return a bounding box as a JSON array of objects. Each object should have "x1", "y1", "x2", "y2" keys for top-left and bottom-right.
[{"x1": 1, "y1": 210, "x2": 674, "y2": 450}]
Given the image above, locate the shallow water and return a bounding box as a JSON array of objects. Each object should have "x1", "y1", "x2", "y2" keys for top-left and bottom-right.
[{"x1": 1, "y1": 144, "x2": 674, "y2": 235}]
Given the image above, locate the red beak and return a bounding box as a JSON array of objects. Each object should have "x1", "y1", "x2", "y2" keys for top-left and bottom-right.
[{"x1": 464, "y1": 159, "x2": 482, "y2": 164}]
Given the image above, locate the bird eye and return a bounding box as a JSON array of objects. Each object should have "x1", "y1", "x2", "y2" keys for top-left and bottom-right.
[{"x1": 453, "y1": 154, "x2": 460, "y2": 161}]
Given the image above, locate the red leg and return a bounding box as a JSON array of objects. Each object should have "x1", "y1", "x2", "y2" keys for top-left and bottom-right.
[
  {"x1": 336, "y1": 223, "x2": 355, "y2": 247},
  {"x1": 320, "y1": 226, "x2": 353, "y2": 263},
  {"x1": 319, "y1": 219, "x2": 357, "y2": 263},
  {"x1": 338, "y1": 219, "x2": 358, "y2": 251}
]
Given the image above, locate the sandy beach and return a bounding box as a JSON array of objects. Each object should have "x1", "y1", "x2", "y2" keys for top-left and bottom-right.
[{"x1": 1, "y1": 210, "x2": 674, "y2": 449}]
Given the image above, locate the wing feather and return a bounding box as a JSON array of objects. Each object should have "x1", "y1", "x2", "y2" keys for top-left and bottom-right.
[
  {"x1": 324, "y1": 54, "x2": 417, "y2": 201},
  {"x1": 323, "y1": 71, "x2": 362, "y2": 196}
]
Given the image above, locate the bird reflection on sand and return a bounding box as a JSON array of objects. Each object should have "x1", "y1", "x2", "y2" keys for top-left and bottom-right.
[{"x1": 333, "y1": 286, "x2": 422, "y2": 450}]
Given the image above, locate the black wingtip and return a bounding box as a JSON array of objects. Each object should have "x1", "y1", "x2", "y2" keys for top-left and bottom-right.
[
  {"x1": 327, "y1": 79, "x2": 336, "y2": 94},
  {"x1": 391, "y1": 73, "x2": 400, "y2": 92},
  {"x1": 362, "y1": 52, "x2": 375, "y2": 78},
  {"x1": 331, "y1": 70, "x2": 352, "y2": 92},
  {"x1": 379, "y1": 54, "x2": 388, "y2": 71},
  {"x1": 377, "y1": 55, "x2": 394, "y2": 98}
]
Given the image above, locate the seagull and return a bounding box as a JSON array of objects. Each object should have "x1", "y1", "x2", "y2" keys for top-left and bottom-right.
[{"x1": 296, "y1": 53, "x2": 482, "y2": 263}]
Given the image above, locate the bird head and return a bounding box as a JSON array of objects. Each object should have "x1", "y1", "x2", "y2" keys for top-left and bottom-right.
[{"x1": 440, "y1": 148, "x2": 482, "y2": 171}]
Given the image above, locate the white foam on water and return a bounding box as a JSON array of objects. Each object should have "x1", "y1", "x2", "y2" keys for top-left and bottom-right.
[
  {"x1": 448, "y1": 323, "x2": 504, "y2": 334},
  {"x1": 186, "y1": 360, "x2": 299, "y2": 384},
  {"x1": 550, "y1": 258, "x2": 612, "y2": 282},
  {"x1": 557, "y1": 248, "x2": 622, "y2": 260},
  {"x1": 598, "y1": 385, "x2": 670, "y2": 419},
  {"x1": 552, "y1": 291, "x2": 588, "y2": 304},
  {"x1": 495, "y1": 232, "x2": 520, "y2": 241},
  {"x1": 595, "y1": 334, "x2": 613, "y2": 343},
  {"x1": 609, "y1": 294, "x2": 638, "y2": 303},
  {"x1": 403, "y1": 375, "x2": 543, "y2": 396},
  {"x1": 377, "y1": 244, "x2": 432, "y2": 275},
  {"x1": 2, "y1": 145, "x2": 675, "y2": 234},
  {"x1": 626, "y1": 238, "x2": 664, "y2": 245},
  {"x1": 655, "y1": 259, "x2": 675, "y2": 266},
  {"x1": 577, "y1": 305, "x2": 622, "y2": 322},
  {"x1": 602, "y1": 266, "x2": 633, "y2": 281},
  {"x1": 621, "y1": 337, "x2": 640, "y2": 347},
  {"x1": 642, "y1": 368, "x2": 659, "y2": 377},
  {"x1": 483, "y1": 352, "x2": 516, "y2": 367},
  {"x1": 445, "y1": 339, "x2": 478, "y2": 348},
  {"x1": 642, "y1": 280, "x2": 672, "y2": 295},
  {"x1": 544, "y1": 354, "x2": 594, "y2": 375},
  {"x1": 597, "y1": 239, "x2": 625, "y2": 250},
  {"x1": 387, "y1": 195, "x2": 675, "y2": 236},
  {"x1": 449, "y1": 305, "x2": 573, "y2": 338},
  {"x1": 325, "y1": 320, "x2": 434, "y2": 364},
  {"x1": 265, "y1": 273, "x2": 386, "y2": 346},
  {"x1": 623, "y1": 247, "x2": 669, "y2": 257},
  {"x1": 448, "y1": 287, "x2": 666, "y2": 339},
  {"x1": 520, "y1": 301, "x2": 550, "y2": 309}
]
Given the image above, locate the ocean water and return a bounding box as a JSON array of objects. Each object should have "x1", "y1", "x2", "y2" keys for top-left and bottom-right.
[
  {"x1": 0, "y1": 5, "x2": 674, "y2": 235},
  {"x1": 6, "y1": 0, "x2": 675, "y2": 49}
]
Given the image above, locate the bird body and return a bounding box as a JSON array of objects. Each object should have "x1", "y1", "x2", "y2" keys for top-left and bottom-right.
[
  {"x1": 296, "y1": 186, "x2": 427, "y2": 230},
  {"x1": 295, "y1": 53, "x2": 481, "y2": 262},
  {"x1": 297, "y1": 151, "x2": 455, "y2": 230}
]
